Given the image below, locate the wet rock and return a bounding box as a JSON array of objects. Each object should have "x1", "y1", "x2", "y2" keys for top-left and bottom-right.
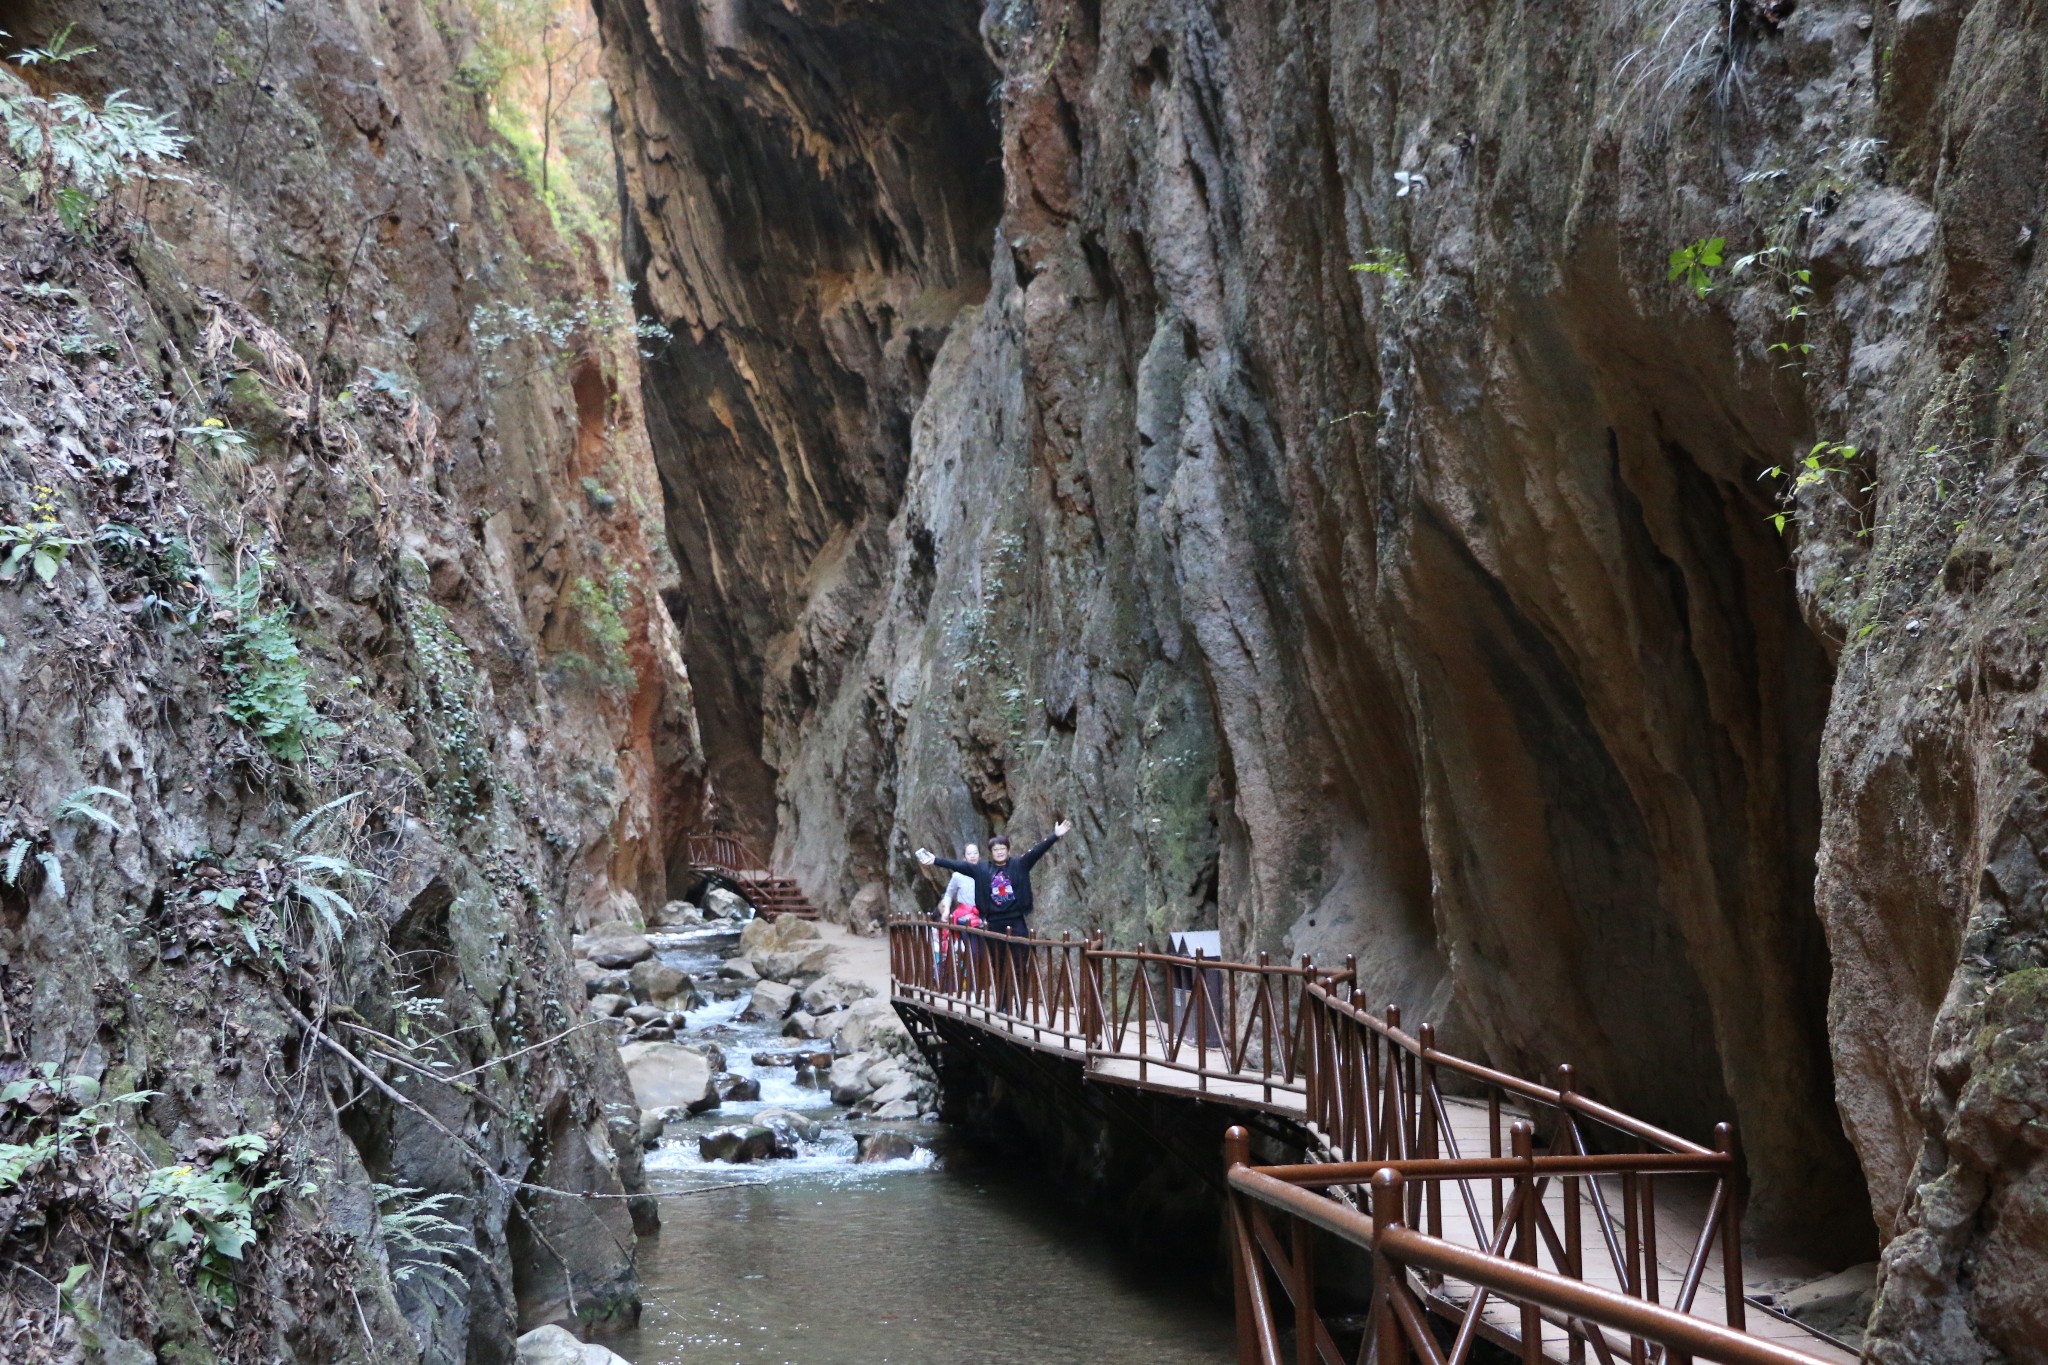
[
  {"x1": 705, "y1": 886, "x2": 748, "y2": 920},
  {"x1": 716, "y1": 1072, "x2": 761, "y2": 1102},
  {"x1": 752, "y1": 1049, "x2": 834, "y2": 1068},
  {"x1": 619, "y1": 1041, "x2": 718, "y2": 1112},
  {"x1": 742, "y1": 980, "x2": 799, "y2": 1022},
  {"x1": 719, "y1": 957, "x2": 761, "y2": 983},
  {"x1": 578, "y1": 928, "x2": 655, "y2": 970},
  {"x1": 828, "y1": 1054, "x2": 876, "y2": 1107},
  {"x1": 628, "y1": 960, "x2": 695, "y2": 1007},
  {"x1": 576, "y1": 961, "x2": 632, "y2": 997},
  {"x1": 586, "y1": 993, "x2": 631, "y2": 1020},
  {"x1": 864, "y1": 1076, "x2": 919, "y2": 1109},
  {"x1": 699, "y1": 1125, "x2": 782, "y2": 1163},
  {"x1": 516, "y1": 1324, "x2": 632, "y2": 1365},
  {"x1": 755, "y1": 1107, "x2": 823, "y2": 1143},
  {"x1": 783, "y1": 1011, "x2": 820, "y2": 1039},
  {"x1": 870, "y1": 1100, "x2": 922, "y2": 1122},
  {"x1": 794, "y1": 1063, "x2": 822, "y2": 1090},
  {"x1": 624, "y1": 1004, "x2": 668, "y2": 1025},
  {"x1": 855, "y1": 1131, "x2": 919, "y2": 1163},
  {"x1": 637, "y1": 1106, "x2": 677, "y2": 1150},
  {"x1": 703, "y1": 978, "x2": 748, "y2": 1000},
  {"x1": 802, "y1": 973, "x2": 877, "y2": 1014}
]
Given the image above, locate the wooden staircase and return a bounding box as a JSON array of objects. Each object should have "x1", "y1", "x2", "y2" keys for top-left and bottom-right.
[{"x1": 685, "y1": 833, "x2": 821, "y2": 920}]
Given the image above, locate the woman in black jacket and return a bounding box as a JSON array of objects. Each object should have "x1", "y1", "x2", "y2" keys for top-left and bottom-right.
[{"x1": 917, "y1": 820, "x2": 1069, "y2": 1005}]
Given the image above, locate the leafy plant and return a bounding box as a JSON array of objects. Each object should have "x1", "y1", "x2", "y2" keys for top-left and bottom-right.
[
  {"x1": 1729, "y1": 244, "x2": 1817, "y2": 365},
  {"x1": 221, "y1": 562, "x2": 336, "y2": 762},
  {"x1": 1, "y1": 485, "x2": 84, "y2": 587},
  {"x1": 178, "y1": 417, "x2": 254, "y2": 463},
  {"x1": 94, "y1": 521, "x2": 206, "y2": 623},
  {"x1": 1668, "y1": 236, "x2": 1725, "y2": 298},
  {"x1": 373, "y1": 1182, "x2": 466, "y2": 1289},
  {"x1": 1760, "y1": 440, "x2": 1859, "y2": 534},
  {"x1": 1350, "y1": 248, "x2": 1412, "y2": 285},
  {"x1": 566, "y1": 566, "x2": 635, "y2": 692},
  {"x1": 0, "y1": 30, "x2": 186, "y2": 233},
  {"x1": 134, "y1": 1133, "x2": 281, "y2": 1306},
  {"x1": 54, "y1": 785, "x2": 131, "y2": 835}
]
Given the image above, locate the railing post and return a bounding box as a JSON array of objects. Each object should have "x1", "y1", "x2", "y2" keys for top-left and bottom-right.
[
  {"x1": 1291, "y1": 1201, "x2": 1317, "y2": 1365},
  {"x1": 1559, "y1": 1063, "x2": 1583, "y2": 1365},
  {"x1": 1418, "y1": 1023, "x2": 1440, "y2": 1249},
  {"x1": 1512, "y1": 1120, "x2": 1540, "y2": 1365},
  {"x1": 1370, "y1": 1168, "x2": 1407, "y2": 1365},
  {"x1": 1225, "y1": 1127, "x2": 1258, "y2": 1365},
  {"x1": 1717, "y1": 1121, "x2": 1746, "y2": 1330}
]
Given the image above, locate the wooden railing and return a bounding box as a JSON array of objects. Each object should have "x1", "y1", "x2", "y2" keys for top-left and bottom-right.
[
  {"x1": 686, "y1": 832, "x2": 762, "y2": 877},
  {"x1": 888, "y1": 920, "x2": 1835, "y2": 1365},
  {"x1": 686, "y1": 832, "x2": 820, "y2": 919},
  {"x1": 1227, "y1": 1130, "x2": 1815, "y2": 1365}
]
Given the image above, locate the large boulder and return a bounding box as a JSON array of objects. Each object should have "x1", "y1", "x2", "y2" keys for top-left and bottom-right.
[
  {"x1": 577, "y1": 927, "x2": 654, "y2": 969},
  {"x1": 855, "y1": 1130, "x2": 919, "y2": 1164},
  {"x1": 802, "y1": 973, "x2": 877, "y2": 1014},
  {"x1": 741, "y1": 980, "x2": 799, "y2": 1021},
  {"x1": 651, "y1": 899, "x2": 704, "y2": 927},
  {"x1": 753, "y1": 944, "x2": 833, "y2": 984},
  {"x1": 629, "y1": 960, "x2": 694, "y2": 1007},
  {"x1": 754, "y1": 1107, "x2": 822, "y2": 1143},
  {"x1": 575, "y1": 960, "x2": 631, "y2": 997},
  {"x1": 618, "y1": 1042, "x2": 718, "y2": 1112},
  {"x1": 586, "y1": 993, "x2": 630, "y2": 1020},
  {"x1": 699, "y1": 1126, "x2": 782, "y2": 1163},
  {"x1": 719, "y1": 956, "x2": 761, "y2": 982},
  {"x1": 865, "y1": 1076, "x2": 919, "y2": 1109},
  {"x1": 741, "y1": 914, "x2": 821, "y2": 956},
  {"x1": 705, "y1": 885, "x2": 748, "y2": 920},
  {"x1": 828, "y1": 1054, "x2": 876, "y2": 1107},
  {"x1": 834, "y1": 997, "x2": 912, "y2": 1056},
  {"x1": 516, "y1": 1325, "x2": 631, "y2": 1365}
]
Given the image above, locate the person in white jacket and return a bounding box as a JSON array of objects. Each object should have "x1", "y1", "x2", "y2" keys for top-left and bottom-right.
[{"x1": 938, "y1": 843, "x2": 980, "y2": 923}]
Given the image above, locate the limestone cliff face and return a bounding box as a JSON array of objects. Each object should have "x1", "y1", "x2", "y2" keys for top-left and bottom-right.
[
  {"x1": 0, "y1": 1, "x2": 697, "y2": 1360},
  {"x1": 613, "y1": 0, "x2": 2048, "y2": 1352}
]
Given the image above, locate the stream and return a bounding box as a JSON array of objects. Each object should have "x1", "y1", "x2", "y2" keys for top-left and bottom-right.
[{"x1": 611, "y1": 926, "x2": 1235, "y2": 1365}]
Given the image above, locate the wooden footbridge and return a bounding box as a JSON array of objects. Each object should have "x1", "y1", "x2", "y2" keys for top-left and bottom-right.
[
  {"x1": 686, "y1": 833, "x2": 820, "y2": 919},
  {"x1": 886, "y1": 919, "x2": 1858, "y2": 1365}
]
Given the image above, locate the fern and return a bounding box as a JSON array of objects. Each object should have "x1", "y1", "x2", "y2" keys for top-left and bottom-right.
[
  {"x1": 372, "y1": 1183, "x2": 466, "y2": 1289},
  {"x1": 221, "y1": 564, "x2": 336, "y2": 762},
  {"x1": 54, "y1": 785, "x2": 131, "y2": 834}
]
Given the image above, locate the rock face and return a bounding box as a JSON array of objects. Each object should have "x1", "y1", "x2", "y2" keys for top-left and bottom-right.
[
  {"x1": 0, "y1": 0, "x2": 703, "y2": 1358},
  {"x1": 607, "y1": 0, "x2": 2048, "y2": 1350}
]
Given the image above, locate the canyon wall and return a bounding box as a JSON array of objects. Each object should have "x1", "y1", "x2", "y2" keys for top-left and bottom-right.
[
  {"x1": 1, "y1": 1, "x2": 696, "y2": 1359},
  {"x1": 610, "y1": 0, "x2": 2048, "y2": 1354}
]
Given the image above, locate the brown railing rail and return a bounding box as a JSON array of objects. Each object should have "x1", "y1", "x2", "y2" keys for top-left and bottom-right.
[
  {"x1": 686, "y1": 833, "x2": 821, "y2": 919},
  {"x1": 1227, "y1": 1130, "x2": 1816, "y2": 1365},
  {"x1": 888, "y1": 920, "x2": 1837, "y2": 1365}
]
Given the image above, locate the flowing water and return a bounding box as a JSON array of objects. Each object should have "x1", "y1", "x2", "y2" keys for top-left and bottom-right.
[{"x1": 612, "y1": 927, "x2": 1234, "y2": 1365}]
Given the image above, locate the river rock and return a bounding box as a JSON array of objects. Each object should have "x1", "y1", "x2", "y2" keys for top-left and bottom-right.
[
  {"x1": 741, "y1": 914, "x2": 821, "y2": 955},
  {"x1": 753, "y1": 944, "x2": 833, "y2": 984},
  {"x1": 865, "y1": 1076, "x2": 919, "y2": 1109},
  {"x1": 716, "y1": 1072, "x2": 762, "y2": 1102},
  {"x1": 704, "y1": 978, "x2": 748, "y2": 1000},
  {"x1": 782, "y1": 1011, "x2": 819, "y2": 1039},
  {"x1": 579, "y1": 927, "x2": 655, "y2": 969},
  {"x1": 651, "y1": 899, "x2": 704, "y2": 927},
  {"x1": 794, "y1": 1063, "x2": 822, "y2": 1089},
  {"x1": 637, "y1": 1106, "x2": 677, "y2": 1149},
  {"x1": 870, "y1": 1099, "x2": 921, "y2": 1121},
  {"x1": 855, "y1": 1130, "x2": 919, "y2": 1163},
  {"x1": 516, "y1": 1325, "x2": 632, "y2": 1365},
  {"x1": 719, "y1": 956, "x2": 761, "y2": 982},
  {"x1": 802, "y1": 973, "x2": 877, "y2": 1014},
  {"x1": 576, "y1": 961, "x2": 631, "y2": 997},
  {"x1": 834, "y1": 997, "x2": 911, "y2": 1055},
  {"x1": 699, "y1": 1125, "x2": 782, "y2": 1163},
  {"x1": 755, "y1": 1107, "x2": 822, "y2": 1143},
  {"x1": 742, "y1": 980, "x2": 799, "y2": 1021},
  {"x1": 586, "y1": 993, "x2": 631, "y2": 1019},
  {"x1": 619, "y1": 1042, "x2": 719, "y2": 1111},
  {"x1": 624, "y1": 1003, "x2": 667, "y2": 1025},
  {"x1": 828, "y1": 1054, "x2": 875, "y2": 1106},
  {"x1": 629, "y1": 960, "x2": 694, "y2": 1007},
  {"x1": 705, "y1": 886, "x2": 748, "y2": 920}
]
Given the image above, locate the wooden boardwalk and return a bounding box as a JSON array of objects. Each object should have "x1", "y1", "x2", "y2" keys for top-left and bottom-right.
[{"x1": 890, "y1": 924, "x2": 1857, "y2": 1365}]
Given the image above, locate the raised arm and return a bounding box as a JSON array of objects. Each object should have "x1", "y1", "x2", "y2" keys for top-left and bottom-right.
[
  {"x1": 930, "y1": 855, "x2": 976, "y2": 876},
  {"x1": 1015, "y1": 820, "x2": 1070, "y2": 872}
]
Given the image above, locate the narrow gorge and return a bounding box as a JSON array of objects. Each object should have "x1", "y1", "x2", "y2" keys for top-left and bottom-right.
[{"x1": 0, "y1": 0, "x2": 2044, "y2": 1362}]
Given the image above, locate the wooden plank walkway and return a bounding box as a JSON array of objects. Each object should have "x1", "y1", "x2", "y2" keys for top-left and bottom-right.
[{"x1": 896, "y1": 980, "x2": 1856, "y2": 1365}]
